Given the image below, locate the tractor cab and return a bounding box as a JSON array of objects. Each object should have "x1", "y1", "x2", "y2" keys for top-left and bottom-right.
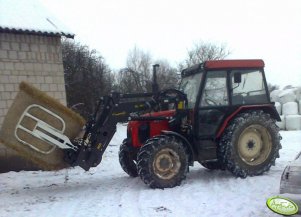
[
  {"x1": 180, "y1": 59, "x2": 270, "y2": 108},
  {"x1": 180, "y1": 59, "x2": 272, "y2": 139}
]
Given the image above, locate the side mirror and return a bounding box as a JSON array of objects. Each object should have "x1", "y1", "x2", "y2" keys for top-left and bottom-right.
[{"x1": 234, "y1": 72, "x2": 242, "y2": 83}]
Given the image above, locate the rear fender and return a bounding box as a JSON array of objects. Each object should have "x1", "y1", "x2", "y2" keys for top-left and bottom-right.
[{"x1": 216, "y1": 104, "x2": 281, "y2": 139}]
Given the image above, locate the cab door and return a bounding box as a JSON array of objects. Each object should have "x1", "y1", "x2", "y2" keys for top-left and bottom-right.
[{"x1": 195, "y1": 70, "x2": 230, "y2": 139}]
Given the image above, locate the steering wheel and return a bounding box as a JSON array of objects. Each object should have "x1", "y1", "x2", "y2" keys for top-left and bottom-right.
[
  {"x1": 205, "y1": 98, "x2": 218, "y2": 106},
  {"x1": 155, "y1": 89, "x2": 188, "y2": 109}
]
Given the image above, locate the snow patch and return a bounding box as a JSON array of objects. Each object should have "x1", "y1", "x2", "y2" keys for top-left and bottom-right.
[{"x1": 0, "y1": 0, "x2": 74, "y2": 37}]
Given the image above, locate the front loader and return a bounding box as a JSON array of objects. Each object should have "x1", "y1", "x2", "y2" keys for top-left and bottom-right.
[{"x1": 0, "y1": 59, "x2": 282, "y2": 189}]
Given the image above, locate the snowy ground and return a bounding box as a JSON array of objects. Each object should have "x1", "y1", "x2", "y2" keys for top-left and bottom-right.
[{"x1": 0, "y1": 125, "x2": 300, "y2": 217}]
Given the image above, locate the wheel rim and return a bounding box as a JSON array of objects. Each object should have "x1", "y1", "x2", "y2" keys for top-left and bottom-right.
[
  {"x1": 153, "y1": 148, "x2": 181, "y2": 180},
  {"x1": 237, "y1": 124, "x2": 272, "y2": 166}
]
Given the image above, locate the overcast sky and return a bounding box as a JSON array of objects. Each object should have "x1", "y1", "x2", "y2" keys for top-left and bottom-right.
[{"x1": 41, "y1": 0, "x2": 301, "y2": 88}]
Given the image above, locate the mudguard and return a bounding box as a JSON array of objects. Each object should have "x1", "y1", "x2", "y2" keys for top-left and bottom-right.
[
  {"x1": 216, "y1": 104, "x2": 281, "y2": 138},
  {"x1": 161, "y1": 130, "x2": 195, "y2": 165}
]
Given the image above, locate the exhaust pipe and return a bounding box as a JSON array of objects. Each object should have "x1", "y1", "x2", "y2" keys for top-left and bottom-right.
[{"x1": 152, "y1": 64, "x2": 160, "y2": 94}]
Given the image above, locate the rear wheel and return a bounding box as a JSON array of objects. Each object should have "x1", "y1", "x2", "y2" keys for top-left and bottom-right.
[
  {"x1": 137, "y1": 135, "x2": 188, "y2": 189},
  {"x1": 218, "y1": 110, "x2": 281, "y2": 178},
  {"x1": 119, "y1": 139, "x2": 138, "y2": 177}
]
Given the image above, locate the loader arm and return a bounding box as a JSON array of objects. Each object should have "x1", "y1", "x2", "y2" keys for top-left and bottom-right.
[{"x1": 65, "y1": 91, "x2": 187, "y2": 171}]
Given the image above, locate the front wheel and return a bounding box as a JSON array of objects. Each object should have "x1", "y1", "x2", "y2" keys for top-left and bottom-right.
[
  {"x1": 119, "y1": 139, "x2": 138, "y2": 177},
  {"x1": 218, "y1": 110, "x2": 281, "y2": 178},
  {"x1": 137, "y1": 135, "x2": 189, "y2": 189}
]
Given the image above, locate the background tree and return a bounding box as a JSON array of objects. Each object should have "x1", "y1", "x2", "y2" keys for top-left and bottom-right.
[
  {"x1": 116, "y1": 46, "x2": 179, "y2": 93},
  {"x1": 116, "y1": 46, "x2": 152, "y2": 93},
  {"x1": 62, "y1": 40, "x2": 114, "y2": 118},
  {"x1": 62, "y1": 41, "x2": 231, "y2": 116},
  {"x1": 179, "y1": 41, "x2": 231, "y2": 69},
  {"x1": 155, "y1": 59, "x2": 179, "y2": 90}
]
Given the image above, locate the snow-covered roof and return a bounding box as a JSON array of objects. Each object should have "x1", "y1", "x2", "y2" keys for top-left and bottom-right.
[{"x1": 0, "y1": 0, "x2": 74, "y2": 38}]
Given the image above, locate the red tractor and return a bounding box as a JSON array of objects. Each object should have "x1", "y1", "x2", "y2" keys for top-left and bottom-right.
[{"x1": 65, "y1": 59, "x2": 281, "y2": 189}]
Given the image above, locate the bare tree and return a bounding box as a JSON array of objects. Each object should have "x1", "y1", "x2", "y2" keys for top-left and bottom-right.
[
  {"x1": 62, "y1": 40, "x2": 113, "y2": 118},
  {"x1": 155, "y1": 59, "x2": 179, "y2": 90},
  {"x1": 179, "y1": 41, "x2": 231, "y2": 69},
  {"x1": 116, "y1": 46, "x2": 152, "y2": 93}
]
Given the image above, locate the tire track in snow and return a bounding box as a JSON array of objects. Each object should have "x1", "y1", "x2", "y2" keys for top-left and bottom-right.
[
  {"x1": 118, "y1": 177, "x2": 145, "y2": 217},
  {"x1": 41, "y1": 176, "x2": 125, "y2": 217}
]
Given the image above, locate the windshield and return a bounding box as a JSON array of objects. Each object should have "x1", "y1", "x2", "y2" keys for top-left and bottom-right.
[{"x1": 179, "y1": 73, "x2": 202, "y2": 108}]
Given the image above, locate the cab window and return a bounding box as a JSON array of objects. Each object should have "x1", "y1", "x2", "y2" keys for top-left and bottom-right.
[
  {"x1": 179, "y1": 73, "x2": 202, "y2": 109},
  {"x1": 231, "y1": 70, "x2": 268, "y2": 105},
  {"x1": 200, "y1": 71, "x2": 228, "y2": 107}
]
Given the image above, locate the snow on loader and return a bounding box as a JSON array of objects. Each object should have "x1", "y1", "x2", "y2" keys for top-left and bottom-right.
[{"x1": 0, "y1": 59, "x2": 282, "y2": 189}]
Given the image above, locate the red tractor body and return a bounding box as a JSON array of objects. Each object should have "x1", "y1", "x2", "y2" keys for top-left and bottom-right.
[{"x1": 128, "y1": 110, "x2": 175, "y2": 148}]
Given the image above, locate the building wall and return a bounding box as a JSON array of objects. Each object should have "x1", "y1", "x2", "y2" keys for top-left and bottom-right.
[{"x1": 0, "y1": 32, "x2": 67, "y2": 172}]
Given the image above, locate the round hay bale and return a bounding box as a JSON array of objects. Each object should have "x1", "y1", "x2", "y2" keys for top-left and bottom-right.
[
  {"x1": 285, "y1": 115, "x2": 301, "y2": 131},
  {"x1": 294, "y1": 87, "x2": 301, "y2": 101},
  {"x1": 270, "y1": 90, "x2": 281, "y2": 102},
  {"x1": 279, "y1": 89, "x2": 297, "y2": 104},
  {"x1": 276, "y1": 115, "x2": 286, "y2": 130},
  {"x1": 0, "y1": 82, "x2": 86, "y2": 170},
  {"x1": 275, "y1": 102, "x2": 282, "y2": 115},
  {"x1": 283, "y1": 102, "x2": 298, "y2": 116}
]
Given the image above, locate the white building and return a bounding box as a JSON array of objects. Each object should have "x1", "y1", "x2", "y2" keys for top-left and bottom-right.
[{"x1": 0, "y1": 0, "x2": 74, "y2": 172}]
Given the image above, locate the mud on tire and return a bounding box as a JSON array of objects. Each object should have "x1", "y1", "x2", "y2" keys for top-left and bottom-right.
[
  {"x1": 218, "y1": 110, "x2": 281, "y2": 178},
  {"x1": 119, "y1": 139, "x2": 138, "y2": 177},
  {"x1": 137, "y1": 135, "x2": 188, "y2": 189}
]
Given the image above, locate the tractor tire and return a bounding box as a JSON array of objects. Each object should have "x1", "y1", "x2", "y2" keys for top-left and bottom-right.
[
  {"x1": 119, "y1": 139, "x2": 138, "y2": 177},
  {"x1": 137, "y1": 135, "x2": 188, "y2": 189},
  {"x1": 201, "y1": 161, "x2": 225, "y2": 170},
  {"x1": 218, "y1": 110, "x2": 281, "y2": 178}
]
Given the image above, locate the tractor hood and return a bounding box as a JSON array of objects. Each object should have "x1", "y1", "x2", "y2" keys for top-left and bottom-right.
[{"x1": 143, "y1": 110, "x2": 176, "y2": 118}]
